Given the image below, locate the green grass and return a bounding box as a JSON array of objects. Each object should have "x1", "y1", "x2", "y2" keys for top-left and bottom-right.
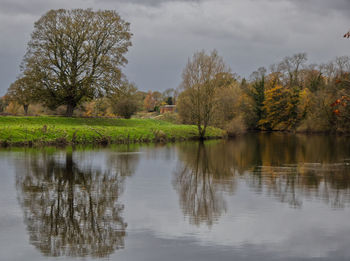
[{"x1": 0, "y1": 116, "x2": 224, "y2": 146}]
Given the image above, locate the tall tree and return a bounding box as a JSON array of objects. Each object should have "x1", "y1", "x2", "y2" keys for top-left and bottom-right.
[
  {"x1": 259, "y1": 85, "x2": 289, "y2": 130},
  {"x1": 248, "y1": 67, "x2": 266, "y2": 128},
  {"x1": 177, "y1": 50, "x2": 230, "y2": 139},
  {"x1": 23, "y1": 9, "x2": 132, "y2": 116}
]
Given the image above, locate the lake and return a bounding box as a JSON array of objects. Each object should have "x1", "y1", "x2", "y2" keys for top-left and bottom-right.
[{"x1": 1, "y1": 133, "x2": 350, "y2": 260}]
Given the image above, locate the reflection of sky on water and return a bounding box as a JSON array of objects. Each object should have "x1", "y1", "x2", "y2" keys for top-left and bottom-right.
[
  {"x1": 123, "y1": 159, "x2": 350, "y2": 259},
  {"x1": 1, "y1": 135, "x2": 350, "y2": 260}
]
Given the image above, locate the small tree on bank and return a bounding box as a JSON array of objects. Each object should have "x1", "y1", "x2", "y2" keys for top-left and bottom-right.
[
  {"x1": 7, "y1": 77, "x2": 34, "y2": 115},
  {"x1": 177, "y1": 50, "x2": 231, "y2": 139},
  {"x1": 22, "y1": 9, "x2": 132, "y2": 117},
  {"x1": 109, "y1": 82, "x2": 139, "y2": 119}
]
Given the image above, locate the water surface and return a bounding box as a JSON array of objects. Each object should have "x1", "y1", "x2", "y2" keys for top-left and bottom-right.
[{"x1": 1, "y1": 133, "x2": 350, "y2": 260}]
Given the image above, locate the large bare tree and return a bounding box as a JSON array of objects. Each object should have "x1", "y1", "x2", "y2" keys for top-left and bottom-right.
[
  {"x1": 178, "y1": 50, "x2": 231, "y2": 139},
  {"x1": 23, "y1": 9, "x2": 132, "y2": 116}
]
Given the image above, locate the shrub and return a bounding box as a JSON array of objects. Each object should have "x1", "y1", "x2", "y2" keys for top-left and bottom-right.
[
  {"x1": 109, "y1": 82, "x2": 140, "y2": 119},
  {"x1": 224, "y1": 116, "x2": 246, "y2": 137}
]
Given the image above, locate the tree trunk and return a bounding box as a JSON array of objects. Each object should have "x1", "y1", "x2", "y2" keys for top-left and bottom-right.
[
  {"x1": 65, "y1": 104, "x2": 75, "y2": 117},
  {"x1": 23, "y1": 104, "x2": 29, "y2": 115},
  {"x1": 198, "y1": 124, "x2": 206, "y2": 140},
  {"x1": 200, "y1": 128, "x2": 206, "y2": 140}
]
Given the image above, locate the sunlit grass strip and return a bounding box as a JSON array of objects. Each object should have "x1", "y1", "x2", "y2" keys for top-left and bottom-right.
[{"x1": 0, "y1": 116, "x2": 224, "y2": 147}]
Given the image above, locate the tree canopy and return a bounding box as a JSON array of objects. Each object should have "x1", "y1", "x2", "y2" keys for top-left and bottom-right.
[{"x1": 23, "y1": 9, "x2": 132, "y2": 116}]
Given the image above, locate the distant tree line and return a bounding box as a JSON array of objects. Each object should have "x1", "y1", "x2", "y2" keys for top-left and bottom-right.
[
  {"x1": 1, "y1": 85, "x2": 176, "y2": 118},
  {"x1": 176, "y1": 49, "x2": 350, "y2": 136}
]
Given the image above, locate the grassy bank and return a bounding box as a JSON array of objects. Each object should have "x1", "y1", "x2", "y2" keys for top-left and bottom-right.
[{"x1": 0, "y1": 116, "x2": 224, "y2": 147}]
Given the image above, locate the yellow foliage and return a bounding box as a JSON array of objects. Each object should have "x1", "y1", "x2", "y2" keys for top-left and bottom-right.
[
  {"x1": 259, "y1": 85, "x2": 290, "y2": 130},
  {"x1": 83, "y1": 98, "x2": 111, "y2": 117},
  {"x1": 298, "y1": 88, "x2": 311, "y2": 116},
  {"x1": 83, "y1": 101, "x2": 96, "y2": 117}
]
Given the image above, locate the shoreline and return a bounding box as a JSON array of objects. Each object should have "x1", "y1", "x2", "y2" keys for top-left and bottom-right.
[
  {"x1": 0, "y1": 135, "x2": 224, "y2": 148},
  {"x1": 0, "y1": 116, "x2": 224, "y2": 148},
  {"x1": 1, "y1": 116, "x2": 349, "y2": 148}
]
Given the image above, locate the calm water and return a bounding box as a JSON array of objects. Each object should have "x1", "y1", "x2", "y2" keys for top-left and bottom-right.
[{"x1": 1, "y1": 133, "x2": 350, "y2": 260}]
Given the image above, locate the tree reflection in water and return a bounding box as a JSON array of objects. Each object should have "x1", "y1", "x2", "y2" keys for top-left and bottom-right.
[
  {"x1": 241, "y1": 134, "x2": 350, "y2": 208},
  {"x1": 173, "y1": 142, "x2": 237, "y2": 227},
  {"x1": 16, "y1": 148, "x2": 138, "y2": 258},
  {"x1": 174, "y1": 134, "x2": 350, "y2": 223},
  {"x1": 252, "y1": 163, "x2": 350, "y2": 208}
]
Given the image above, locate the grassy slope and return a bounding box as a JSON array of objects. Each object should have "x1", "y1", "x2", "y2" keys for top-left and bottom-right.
[{"x1": 0, "y1": 116, "x2": 224, "y2": 146}]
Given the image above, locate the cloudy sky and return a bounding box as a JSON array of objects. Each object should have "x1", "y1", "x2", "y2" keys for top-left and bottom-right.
[{"x1": 0, "y1": 0, "x2": 350, "y2": 95}]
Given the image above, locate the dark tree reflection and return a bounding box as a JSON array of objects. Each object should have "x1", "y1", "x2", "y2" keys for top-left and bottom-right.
[
  {"x1": 174, "y1": 134, "x2": 350, "y2": 215},
  {"x1": 251, "y1": 164, "x2": 350, "y2": 208},
  {"x1": 210, "y1": 134, "x2": 350, "y2": 208},
  {"x1": 173, "y1": 142, "x2": 236, "y2": 227},
  {"x1": 16, "y1": 149, "x2": 139, "y2": 258}
]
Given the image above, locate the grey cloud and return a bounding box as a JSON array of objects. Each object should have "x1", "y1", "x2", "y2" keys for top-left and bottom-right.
[
  {"x1": 0, "y1": 0, "x2": 350, "y2": 95},
  {"x1": 292, "y1": 0, "x2": 350, "y2": 16},
  {"x1": 0, "y1": 0, "x2": 56, "y2": 15},
  {"x1": 0, "y1": 0, "x2": 95, "y2": 15},
  {"x1": 95, "y1": 0, "x2": 200, "y2": 7}
]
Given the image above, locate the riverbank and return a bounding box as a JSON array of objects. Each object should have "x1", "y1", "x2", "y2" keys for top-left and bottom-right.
[{"x1": 0, "y1": 116, "x2": 224, "y2": 147}]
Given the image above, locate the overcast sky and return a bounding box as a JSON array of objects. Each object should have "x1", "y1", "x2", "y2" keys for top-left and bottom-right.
[{"x1": 0, "y1": 0, "x2": 350, "y2": 95}]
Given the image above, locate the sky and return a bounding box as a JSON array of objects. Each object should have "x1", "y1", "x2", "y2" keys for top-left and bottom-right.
[{"x1": 0, "y1": 0, "x2": 350, "y2": 95}]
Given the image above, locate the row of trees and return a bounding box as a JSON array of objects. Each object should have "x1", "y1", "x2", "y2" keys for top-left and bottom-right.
[
  {"x1": 5, "y1": 45, "x2": 349, "y2": 134},
  {"x1": 176, "y1": 49, "x2": 350, "y2": 137}
]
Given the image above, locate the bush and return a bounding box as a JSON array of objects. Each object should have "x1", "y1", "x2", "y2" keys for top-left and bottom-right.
[
  {"x1": 224, "y1": 116, "x2": 246, "y2": 137},
  {"x1": 109, "y1": 82, "x2": 140, "y2": 119}
]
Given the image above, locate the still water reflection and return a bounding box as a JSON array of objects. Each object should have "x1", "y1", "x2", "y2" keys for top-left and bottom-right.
[
  {"x1": 16, "y1": 151, "x2": 129, "y2": 257},
  {"x1": 1, "y1": 133, "x2": 350, "y2": 260}
]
